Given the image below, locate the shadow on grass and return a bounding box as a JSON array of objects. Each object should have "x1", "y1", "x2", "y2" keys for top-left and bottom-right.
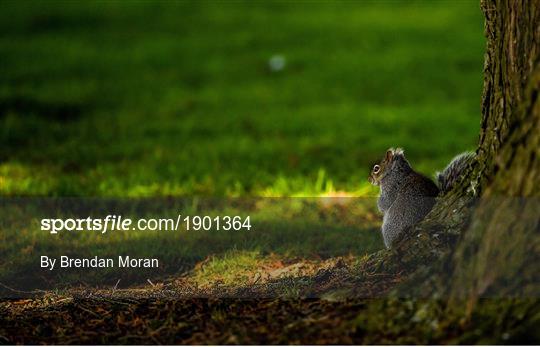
[{"x1": 0, "y1": 197, "x2": 383, "y2": 296}]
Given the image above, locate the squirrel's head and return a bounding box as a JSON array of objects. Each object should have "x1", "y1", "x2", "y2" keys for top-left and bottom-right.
[{"x1": 368, "y1": 147, "x2": 408, "y2": 186}]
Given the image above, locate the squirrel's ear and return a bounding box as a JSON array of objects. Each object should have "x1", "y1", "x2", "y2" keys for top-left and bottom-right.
[{"x1": 385, "y1": 149, "x2": 394, "y2": 160}]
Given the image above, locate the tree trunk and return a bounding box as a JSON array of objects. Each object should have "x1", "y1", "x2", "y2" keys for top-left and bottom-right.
[
  {"x1": 373, "y1": 0, "x2": 540, "y2": 301},
  {"x1": 448, "y1": 0, "x2": 540, "y2": 301},
  {"x1": 475, "y1": 0, "x2": 540, "y2": 191}
]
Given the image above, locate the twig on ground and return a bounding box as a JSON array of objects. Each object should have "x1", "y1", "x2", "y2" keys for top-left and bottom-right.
[
  {"x1": 0, "y1": 281, "x2": 46, "y2": 295},
  {"x1": 112, "y1": 279, "x2": 121, "y2": 293}
]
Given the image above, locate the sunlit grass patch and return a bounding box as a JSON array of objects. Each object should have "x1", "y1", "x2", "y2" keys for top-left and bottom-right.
[
  {"x1": 192, "y1": 250, "x2": 268, "y2": 288},
  {"x1": 190, "y1": 249, "x2": 361, "y2": 291},
  {"x1": 0, "y1": 162, "x2": 59, "y2": 195},
  {"x1": 0, "y1": 1, "x2": 483, "y2": 197}
]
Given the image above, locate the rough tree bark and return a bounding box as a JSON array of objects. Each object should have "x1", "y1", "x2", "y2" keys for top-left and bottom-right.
[
  {"x1": 367, "y1": 0, "x2": 540, "y2": 301},
  {"x1": 476, "y1": 0, "x2": 540, "y2": 189},
  {"x1": 448, "y1": 0, "x2": 540, "y2": 301}
]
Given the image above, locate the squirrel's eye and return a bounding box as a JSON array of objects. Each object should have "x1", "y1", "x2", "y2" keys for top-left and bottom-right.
[{"x1": 373, "y1": 165, "x2": 380, "y2": 174}]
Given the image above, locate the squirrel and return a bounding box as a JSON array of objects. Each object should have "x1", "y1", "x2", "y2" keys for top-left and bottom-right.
[{"x1": 368, "y1": 148, "x2": 475, "y2": 249}]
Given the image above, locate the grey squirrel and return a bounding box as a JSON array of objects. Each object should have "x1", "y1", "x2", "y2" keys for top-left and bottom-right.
[{"x1": 368, "y1": 148, "x2": 475, "y2": 248}]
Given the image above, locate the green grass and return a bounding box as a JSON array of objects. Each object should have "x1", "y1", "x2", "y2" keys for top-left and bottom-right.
[
  {"x1": 0, "y1": 0, "x2": 484, "y2": 197},
  {"x1": 0, "y1": 1, "x2": 485, "y2": 289},
  {"x1": 0, "y1": 198, "x2": 381, "y2": 288}
]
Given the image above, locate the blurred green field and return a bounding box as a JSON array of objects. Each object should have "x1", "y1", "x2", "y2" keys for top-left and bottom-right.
[
  {"x1": 0, "y1": 1, "x2": 485, "y2": 288},
  {"x1": 0, "y1": 0, "x2": 484, "y2": 197}
]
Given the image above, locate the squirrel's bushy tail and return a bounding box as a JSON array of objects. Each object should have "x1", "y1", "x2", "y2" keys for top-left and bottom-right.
[{"x1": 436, "y1": 152, "x2": 475, "y2": 194}]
